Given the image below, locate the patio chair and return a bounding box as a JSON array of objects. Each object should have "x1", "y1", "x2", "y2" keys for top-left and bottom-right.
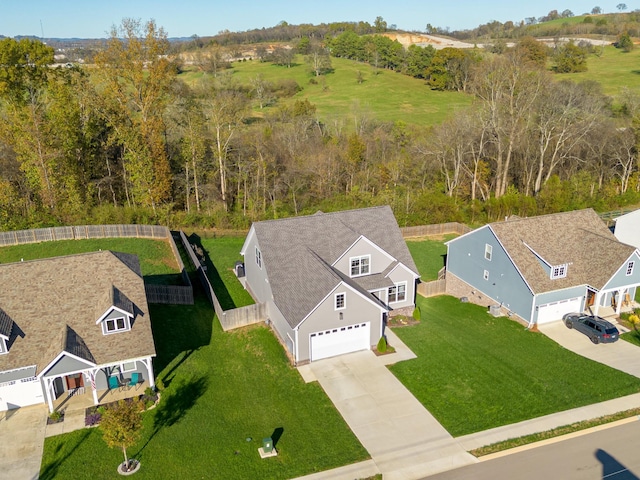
[
  {"x1": 127, "y1": 373, "x2": 140, "y2": 390},
  {"x1": 108, "y1": 376, "x2": 121, "y2": 391}
]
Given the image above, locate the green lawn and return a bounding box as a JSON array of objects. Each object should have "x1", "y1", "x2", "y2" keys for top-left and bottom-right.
[
  {"x1": 389, "y1": 295, "x2": 640, "y2": 437},
  {"x1": 197, "y1": 235, "x2": 254, "y2": 309},
  {"x1": 182, "y1": 56, "x2": 472, "y2": 127},
  {"x1": 41, "y1": 296, "x2": 368, "y2": 479},
  {"x1": 555, "y1": 45, "x2": 640, "y2": 97},
  {"x1": 406, "y1": 234, "x2": 456, "y2": 280},
  {"x1": 0, "y1": 238, "x2": 181, "y2": 284}
]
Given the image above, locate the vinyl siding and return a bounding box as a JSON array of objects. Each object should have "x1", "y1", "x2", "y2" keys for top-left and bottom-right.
[
  {"x1": 297, "y1": 283, "x2": 382, "y2": 363},
  {"x1": 447, "y1": 226, "x2": 534, "y2": 321}
]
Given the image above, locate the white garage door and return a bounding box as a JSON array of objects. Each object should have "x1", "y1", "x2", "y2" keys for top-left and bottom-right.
[
  {"x1": 537, "y1": 297, "x2": 583, "y2": 324},
  {"x1": 310, "y1": 322, "x2": 370, "y2": 362},
  {"x1": 0, "y1": 377, "x2": 43, "y2": 411}
]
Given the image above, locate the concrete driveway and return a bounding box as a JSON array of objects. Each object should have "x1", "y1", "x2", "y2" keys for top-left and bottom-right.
[
  {"x1": 298, "y1": 339, "x2": 476, "y2": 480},
  {"x1": 0, "y1": 404, "x2": 48, "y2": 480},
  {"x1": 539, "y1": 321, "x2": 640, "y2": 379}
]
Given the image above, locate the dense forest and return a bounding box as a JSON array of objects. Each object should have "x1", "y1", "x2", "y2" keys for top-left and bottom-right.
[{"x1": 1, "y1": 17, "x2": 640, "y2": 232}]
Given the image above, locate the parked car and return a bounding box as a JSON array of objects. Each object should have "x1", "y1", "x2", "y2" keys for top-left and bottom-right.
[{"x1": 562, "y1": 313, "x2": 619, "y2": 344}]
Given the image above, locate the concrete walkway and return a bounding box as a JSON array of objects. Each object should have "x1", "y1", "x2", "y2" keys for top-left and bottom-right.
[
  {"x1": 0, "y1": 404, "x2": 48, "y2": 480},
  {"x1": 297, "y1": 329, "x2": 477, "y2": 480},
  {"x1": 539, "y1": 321, "x2": 640, "y2": 379}
]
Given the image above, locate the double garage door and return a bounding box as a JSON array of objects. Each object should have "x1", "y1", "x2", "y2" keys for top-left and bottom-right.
[
  {"x1": 310, "y1": 322, "x2": 370, "y2": 362},
  {"x1": 0, "y1": 378, "x2": 43, "y2": 411},
  {"x1": 537, "y1": 297, "x2": 583, "y2": 324}
]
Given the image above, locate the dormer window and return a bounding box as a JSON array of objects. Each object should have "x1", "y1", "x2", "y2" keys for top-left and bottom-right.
[
  {"x1": 105, "y1": 317, "x2": 127, "y2": 333},
  {"x1": 101, "y1": 313, "x2": 131, "y2": 335},
  {"x1": 350, "y1": 255, "x2": 370, "y2": 277},
  {"x1": 0, "y1": 336, "x2": 8, "y2": 355},
  {"x1": 551, "y1": 264, "x2": 568, "y2": 279}
]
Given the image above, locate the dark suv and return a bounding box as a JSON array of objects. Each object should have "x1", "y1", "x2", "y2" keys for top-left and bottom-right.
[{"x1": 563, "y1": 313, "x2": 619, "y2": 344}]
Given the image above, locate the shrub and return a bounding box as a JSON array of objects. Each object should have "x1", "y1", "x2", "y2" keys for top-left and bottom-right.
[
  {"x1": 629, "y1": 314, "x2": 640, "y2": 330},
  {"x1": 49, "y1": 411, "x2": 62, "y2": 422},
  {"x1": 413, "y1": 306, "x2": 421, "y2": 321},
  {"x1": 377, "y1": 335, "x2": 387, "y2": 353}
]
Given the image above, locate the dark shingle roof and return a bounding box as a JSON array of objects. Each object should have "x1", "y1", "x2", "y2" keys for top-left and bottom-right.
[
  {"x1": 0, "y1": 250, "x2": 155, "y2": 375},
  {"x1": 253, "y1": 206, "x2": 418, "y2": 328},
  {"x1": 490, "y1": 209, "x2": 636, "y2": 294},
  {"x1": 0, "y1": 308, "x2": 13, "y2": 338}
]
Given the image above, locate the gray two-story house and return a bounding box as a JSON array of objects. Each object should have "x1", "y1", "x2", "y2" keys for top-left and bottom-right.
[
  {"x1": 240, "y1": 206, "x2": 420, "y2": 364},
  {"x1": 445, "y1": 209, "x2": 640, "y2": 326}
]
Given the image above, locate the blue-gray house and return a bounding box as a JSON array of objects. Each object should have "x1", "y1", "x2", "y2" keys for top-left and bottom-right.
[{"x1": 445, "y1": 209, "x2": 640, "y2": 326}]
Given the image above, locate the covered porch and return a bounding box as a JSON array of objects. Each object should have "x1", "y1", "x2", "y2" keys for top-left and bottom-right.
[
  {"x1": 51, "y1": 378, "x2": 151, "y2": 414},
  {"x1": 41, "y1": 356, "x2": 155, "y2": 413}
]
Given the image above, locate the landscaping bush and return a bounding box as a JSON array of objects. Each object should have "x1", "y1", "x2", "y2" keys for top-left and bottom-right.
[
  {"x1": 413, "y1": 306, "x2": 421, "y2": 321},
  {"x1": 377, "y1": 335, "x2": 387, "y2": 353}
]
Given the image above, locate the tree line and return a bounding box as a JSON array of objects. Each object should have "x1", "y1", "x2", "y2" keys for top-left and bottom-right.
[{"x1": 1, "y1": 19, "x2": 639, "y2": 232}]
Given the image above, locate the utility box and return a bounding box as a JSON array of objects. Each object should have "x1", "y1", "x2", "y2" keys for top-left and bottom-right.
[
  {"x1": 489, "y1": 304, "x2": 502, "y2": 317},
  {"x1": 235, "y1": 261, "x2": 245, "y2": 278},
  {"x1": 262, "y1": 437, "x2": 273, "y2": 453}
]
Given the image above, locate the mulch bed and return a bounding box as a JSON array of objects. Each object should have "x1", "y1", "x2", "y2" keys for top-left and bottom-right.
[{"x1": 387, "y1": 315, "x2": 420, "y2": 328}]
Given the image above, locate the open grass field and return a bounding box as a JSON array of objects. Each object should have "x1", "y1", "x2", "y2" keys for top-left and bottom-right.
[
  {"x1": 555, "y1": 45, "x2": 640, "y2": 97},
  {"x1": 182, "y1": 56, "x2": 473, "y2": 127},
  {"x1": 389, "y1": 295, "x2": 640, "y2": 437},
  {"x1": 0, "y1": 238, "x2": 180, "y2": 284},
  {"x1": 41, "y1": 296, "x2": 368, "y2": 479},
  {"x1": 406, "y1": 234, "x2": 456, "y2": 281}
]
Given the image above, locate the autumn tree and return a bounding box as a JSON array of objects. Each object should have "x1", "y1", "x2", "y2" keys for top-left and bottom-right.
[
  {"x1": 94, "y1": 18, "x2": 176, "y2": 213},
  {"x1": 100, "y1": 398, "x2": 144, "y2": 472},
  {"x1": 306, "y1": 43, "x2": 332, "y2": 76}
]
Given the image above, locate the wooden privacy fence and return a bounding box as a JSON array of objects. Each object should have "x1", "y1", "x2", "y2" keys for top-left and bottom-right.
[
  {"x1": 0, "y1": 224, "x2": 194, "y2": 305},
  {"x1": 177, "y1": 231, "x2": 266, "y2": 331},
  {"x1": 417, "y1": 280, "x2": 447, "y2": 298},
  {"x1": 401, "y1": 222, "x2": 471, "y2": 238},
  {"x1": 0, "y1": 224, "x2": 170, "y2": 246}
]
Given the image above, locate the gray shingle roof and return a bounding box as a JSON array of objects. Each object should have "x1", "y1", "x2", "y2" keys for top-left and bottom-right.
[
  {"x1": 253, "y1": 206, "x2": 418, "y2": 328},
  {"x1": 490, "y1": 209, "x2": 636, "y2": 294},
  {"x1": 0, "y1": 250, "x2": 155, "y2": 375}
]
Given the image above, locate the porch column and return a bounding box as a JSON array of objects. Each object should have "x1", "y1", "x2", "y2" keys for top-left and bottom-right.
[
  {"x1": 44, "y1": 377, "x2": 54, "y2": 413},
  {"x1": 616, "y1": 289, "x2": 623, "y2": 315},
  {"x1": 87, "y1": 370, "x2": 99, "y2": 405},
  {"x1": 142, "y1": 358, "x2": 155, "y2": 389},
  {"x1": 593, "y1": 291, "x2": 603, "y2": 316}
]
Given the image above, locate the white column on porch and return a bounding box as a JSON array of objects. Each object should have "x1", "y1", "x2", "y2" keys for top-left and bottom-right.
[
  {"x1": 86, "y1": 369, "x2": 99, "y2": 405},
  {"x1": 593, "y1": 291, "x2": 603, "y2": 316},
  {"x1": 141, "y1": 358, "x2": 155, "y2": 388},
  {"x1": 616, "y1": 289, "x2": 623, "y2": 315},
  {"x1": 44, "y1": 377, "x2": 55, "y2": 413}
]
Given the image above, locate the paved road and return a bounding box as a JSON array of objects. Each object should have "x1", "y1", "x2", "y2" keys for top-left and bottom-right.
[
  {"x1": 424, "y1": 420, "x2": 640, "y2": 480},
  {"x1": 539, "y1": 321, "x2": 640, "y2": 379}
]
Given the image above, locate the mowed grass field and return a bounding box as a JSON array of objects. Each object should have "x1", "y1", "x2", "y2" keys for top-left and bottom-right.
[
  {"x1": 182, "y1": 55, "x2": 473, "y2": 127},
  {"x1": 555, "y1": 45, "x2": 640, "y2": 96}
]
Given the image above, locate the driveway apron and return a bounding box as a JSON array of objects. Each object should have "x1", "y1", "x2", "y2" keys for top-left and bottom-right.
[
  {"x1": 539, "y1": 321, "x2": 640, "y2": 379},
  {"x1": 301, "y1": 349, "x2": 476, "y2": 479},
  {"x1": 0, "y1": 404, "x2": 48, "y2": 480}
]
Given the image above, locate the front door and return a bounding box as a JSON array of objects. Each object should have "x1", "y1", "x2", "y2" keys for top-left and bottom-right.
[{"x1": 65, "y1": 373, "x2": 84, "y2": 390}]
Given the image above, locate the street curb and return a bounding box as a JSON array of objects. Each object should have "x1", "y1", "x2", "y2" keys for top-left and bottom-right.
[{"x1": 477, "y1": 415, "x2": 640, "y2": 462}]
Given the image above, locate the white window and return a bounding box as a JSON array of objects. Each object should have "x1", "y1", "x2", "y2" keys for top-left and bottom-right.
[
  {"x1": 485, "y1": 244, "x2": 493, "y2": 261},
  {"x1": 550, "y1": 264, "x2": 568, "y2": 279},
  {"x1": 255, "y1": 247, "x2": 262, "y2": 269},
  {"x1": 335, "y1": 293, "x2": 346, "y2": 310},
  {"x1": 350, "y1": 255, "x2": 370, "y2": 277},
  {"x1": 388, "y1": 282, "x2": 407, "y2": 303},
  {"x1": 103, "y1": 316, "x2": 130, "y2": 335},
  {"x1": 627, "y1": 261, "x2": 635, "y2": 276},
  {"x1": 0, "y1": 339, "x2": 6, "y2": 355},
  {"x1": 483, "y1": 270, "x2": 489, "y2": 281},
  {"x1": 121, "y1": 361, "x2": 136, "y2": 373}
]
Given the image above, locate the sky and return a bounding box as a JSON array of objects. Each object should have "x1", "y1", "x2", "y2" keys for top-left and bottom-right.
[{"x1": 1, "y1": 1, "x2": 634, "y2": 39}]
